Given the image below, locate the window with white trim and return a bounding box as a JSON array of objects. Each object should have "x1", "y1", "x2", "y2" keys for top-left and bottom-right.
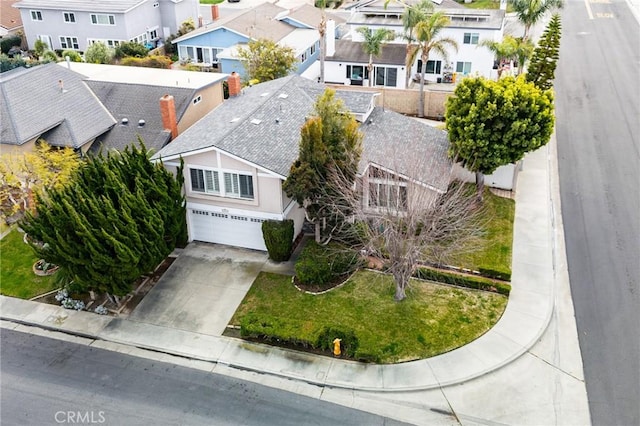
[
  {"x1": 374, "y1": 66, "x2": 398, "y2": 87},
  {"x1": 463, "y1": 32, "x2": 479, "y2": 45},
  {"x1": 91, "y1": 14, "x2": 115, "y2": 25},
  {"x1": 190, "y1": 168, "x2": 254, "y2": 200},
  {"x1": 63, "y1": 12, "x2": 76, "y2": 23},
  {"x1": 60, "y1": 36, "x2": 79, "y2": 50},
  {"x1": 31, "y1": 10, "x2": 43, "y2": 21},
  {"x1": 367, "y1": 167, "x2": 407, "y2": 210},
  {"x1": 417, "y1": 59, "x2": 442, "y2": 74},
  {"x1": 88, "y1": 39, "x2": 123, "y2": 48},
  {"x1": 456, "y1": 61, "x2": 472, "y2": 75},
  {"x1": 224, "y1": 173, "x2": 254, "y2": 199},
  {"x1": 131, "y1": 33, "x2": 148, "y2": 44}
]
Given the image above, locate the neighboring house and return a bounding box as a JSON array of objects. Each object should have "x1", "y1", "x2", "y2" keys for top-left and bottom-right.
[
  {"x1": 151, "y1": 74, "x2": 451, "y2": 251},
  {"x1": 13, "y1": 0, "x2": 199, "y2": 51},
  {"x1": 0, "y1": 63, "x2": 115, "y2": 154},
  {"x1": 172, "y1": 3, "x2": 345, "y2": 78},
  {"x1": 60, "y1": 62, "x2": 227, "y2": 154},
  {"x1": 345, "y1": 0, "x2": 505, "y2": 83},
  {"x1": 1, "y1": 0, "x2": 23, "y2": 37},
  {"x1": 325, "y1": 39, "x2": 407, "y2": 88}
]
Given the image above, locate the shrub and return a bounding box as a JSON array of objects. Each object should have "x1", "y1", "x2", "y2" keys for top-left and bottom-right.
[
  {"x1": 85, "y1": 42, "x2": 114, "y2": 64},
  {"x1": 115, "y1": 41, "x2": 147, "y2": 59},
  {"x1": 0, "y1": 35, "x2": 22, "y2": 55},
  {"x1": 294, "y1": 241, "x2": 361, "y2": 287},
  {"x1": 41, "y1": 50, "x2": 58, "y2": 62},
  {"x1": 478, "y1": 267, "x2": 511, "y2": 282},
  {"x1": 262, "y1": 219, "x2": 294, "y2": 262},
  {"x1": 316, "y1": 326, "x2": 359, "y2": 357},
  {"x1": 414, "y1": 267, "x2": 511, "y2": 295},
  {"x1": 120, "y1": 55, "x2": 171, "y2": 69},
  {"x1": 61, "y1": 50, "x2": 82, "y2": 62}
]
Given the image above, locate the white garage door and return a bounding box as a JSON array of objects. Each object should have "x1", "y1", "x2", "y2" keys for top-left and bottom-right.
[{"x1": 189, "y1": 209, "x2": 267, "y2": 251}]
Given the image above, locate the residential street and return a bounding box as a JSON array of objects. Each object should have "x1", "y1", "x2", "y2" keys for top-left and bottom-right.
[
  {"x1": 0, "y1": 328, "x2": 407, "y2": 426},
  {"x1": 555, "y1": 1, "x2": 640, "y2": 425}
]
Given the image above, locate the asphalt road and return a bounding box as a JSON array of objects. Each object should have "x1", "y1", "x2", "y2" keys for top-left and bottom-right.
[
  {"x1": 555, "y1": 1, "x2": 640, "y2": 425},
  {"x1": 0, "y1": 329, "x2": 407, "y2": 426}
]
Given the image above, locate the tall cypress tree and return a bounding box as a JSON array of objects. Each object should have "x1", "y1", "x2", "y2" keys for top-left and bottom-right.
[
  {"x1": 526, "y1": 14, "x2": 562, "y2": 91},
  {"x1": 22, "y1": 142, "x2": 186, "y2": 297}
]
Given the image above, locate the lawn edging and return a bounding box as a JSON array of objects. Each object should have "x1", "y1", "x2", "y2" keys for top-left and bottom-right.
[{"x1": 414, "y1": 266, "x2": 511, "y2": 295}]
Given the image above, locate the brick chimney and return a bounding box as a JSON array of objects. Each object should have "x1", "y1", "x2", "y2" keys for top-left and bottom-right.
[
  {"x1": 211, "y1": 5, "x2": 219, "y2": 21},
  {"x1": 228, "y1": 72, "x2": 242, "y2": 97},
  {"x1": 160, "y1": 94, "x2": 178, "y2": 140}
]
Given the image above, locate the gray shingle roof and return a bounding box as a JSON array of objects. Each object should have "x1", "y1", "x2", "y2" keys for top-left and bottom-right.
[
  {"x1": 0, "y1": 63, "x2": 115, "y2": 148},
  {"x1": 14, "y1": 0, "x2": 145, "y2": 13},
  {"x1": 85, "y1": 81, "x2": 195, "y2": 155},
  {"x1": 153, "y1": 75, "x2": 451, "y2": 191},
  {"x1": 327, "y1": 39, "x2": 406, "y2": 66},
  {"x1": 285, "y1": 4, "x2": 346, "y2": 27}
]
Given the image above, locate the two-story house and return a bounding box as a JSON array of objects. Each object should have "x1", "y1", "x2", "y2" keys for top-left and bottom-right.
[
  {"x1": 324, "y1": 0, "x2": 505, "y2": 87},
  {"x1": 172, "y1": 3, "x2": 344, "y2": 78},
  {"x1": 14, "y1": 0, "x2": 199, "y2": 51}
]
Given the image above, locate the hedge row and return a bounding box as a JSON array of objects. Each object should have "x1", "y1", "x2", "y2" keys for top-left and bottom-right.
[
  {"x1": 120, "y1": 55, "x2": 171, "y2": 69},
  {"x1": 414, "y1": 267, "x2": 511, "y2": 295},
  {"x1": 240, "y1": 313, "x2": 359, "y2": 358}
]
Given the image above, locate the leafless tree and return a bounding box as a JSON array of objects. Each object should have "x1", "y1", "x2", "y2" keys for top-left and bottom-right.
[{"x1": 326, "y1": 146, "x2": 485, "y2": 301}]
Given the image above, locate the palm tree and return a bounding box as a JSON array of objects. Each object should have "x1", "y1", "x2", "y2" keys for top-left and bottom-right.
[
  {"x1": 356, "y1": 27, "x2": 396, "y2": 87},
  {"x1": 318, "y1": 0, "x2": 327, "y2": 83},
  {"x1": 402, "y1": 0, "x2": 433, "y2": 89},
  {"x1": 414, "y1": 12, "x2": 458, "y2": 117},
  {"x1": 480, "y1": 35, "x2": 533, "y2": 78},
  {"x1": 511, "y1": 0, "x2": 564, "y2": 40}
]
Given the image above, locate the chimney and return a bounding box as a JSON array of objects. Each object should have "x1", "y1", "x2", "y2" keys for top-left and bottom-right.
[
  {"x1": 58, "y1": 79, "x2": 64, "y2": 92},
  {"x1": 211, "y1": 5, "x2": 219, "y2": 21},
  {"x1": 160, "y1": 94, "x2": 178, "y2": 139},
  {"x1": 198, "y1": 15, "x2": 203, "y2": 28},
  {"x1": 227, "y1": 72, "x2": 242, "y2": 97},
  {"x1": 325, "y1": 20, "x2": 336, "y2": 58}
]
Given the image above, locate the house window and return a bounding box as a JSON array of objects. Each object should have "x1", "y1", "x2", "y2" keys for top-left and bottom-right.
[
  {"x1": 456, "y1": 61, "x2": 472, "y2": 75},
  {"x1": 131, "y1": 33, "x2": 148, "y2": 44},
  {"x1": 463, "y1": 32, "x2": 480, "y2": 45},
  {"x1": 148, "y1": 29, "x2": 158, "y2": 39},
  {"x1": 63, "y1": 12, "x2": 75, "y2": 23},
  {"x1": 346, "y1": 65, "x2": 368, "y2": 80},
  {"x1": 224, "y1": 173, "x2": 254, "y2": 199},
  {"x1": 369, "y1": 182, "x2": 407, "y2": 209},
  {"x1": 193, "y1": 95, "x2": 202, "y2": 105},
  {"x1": 417, "y1": 60, "x2": 442, "y2": 74},
  {"x1": 60, "y1": 36, "x2": 79, "y2": 50},
  {"x1": 310, "y1": 44, "x2": 316, "y2": 55},
  {"x1": 30, "y1": 10, "x2": 43, "y2": 21},
  {"x1": 37, "y1": 35, "x2": 52, "y2": 49},
  {"x1": 91, "y1": 14, "x2": 115, "y2": 25},
  {"x1": 300, "y1": 51, "x2": 308, "y2": 62},
  {"x1": 374, "y1": 67, "x2": 398, "y2": 87},
  {"x1": 190, "y1": 169, "x2": 220, "y2": 194}
]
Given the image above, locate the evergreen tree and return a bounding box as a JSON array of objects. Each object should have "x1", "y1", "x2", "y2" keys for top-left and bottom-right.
[
  {"x1": 21, "y1": 143, "x2": 186, "y2": 297},
  {"x1": 283, "y1": 89, "x2": 363, "y2": 242},
  {"x1": 526, "y1": 14, "x2": 562, "y2": 91}
]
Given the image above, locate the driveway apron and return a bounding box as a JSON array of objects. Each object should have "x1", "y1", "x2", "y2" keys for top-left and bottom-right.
[{"x1": 128, "y1": 242, "x2": 267, "y2": 336}]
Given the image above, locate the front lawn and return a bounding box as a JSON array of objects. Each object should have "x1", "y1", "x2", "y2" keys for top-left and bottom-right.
[
  {"x1": 452, "y1": 188, "x2": 515, "y2": 277},
  {"x1": 230, "y1": 270, "x2": 507, "y2": 363},
  {"x1": 0, "y1": 230, "x2": 58, "y2": 299},
  {"x1": 200, "y1": 0, "x2": 224, "y2": 4}
]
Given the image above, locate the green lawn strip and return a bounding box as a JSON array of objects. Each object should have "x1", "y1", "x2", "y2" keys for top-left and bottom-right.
[
  {"x1": 457, "y1": 0, "x2": 514, "y2": 12},
  {"x1": 200, "y1": 0, "x2": 224, "y2": 4},
  {"x1": 452, "y1": 187, "x2": 515, "y2": 277},
  {"x1": 231, "y1": 270, "x2": 507, "y2": 363},
  {"x1": 0, "y1": 230, "x2": 57, "y2": 299}
]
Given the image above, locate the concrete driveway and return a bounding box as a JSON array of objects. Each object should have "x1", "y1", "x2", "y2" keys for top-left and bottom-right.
[{"x1": 128, "y1": 242, "x2": 267, "y2": 336}]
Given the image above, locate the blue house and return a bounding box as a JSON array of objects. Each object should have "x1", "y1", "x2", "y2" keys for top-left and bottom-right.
[{"x1": 172, "y1": 3, "x2": 343, "y2": 79}]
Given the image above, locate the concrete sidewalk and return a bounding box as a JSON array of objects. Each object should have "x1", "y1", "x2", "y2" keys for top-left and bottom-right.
[{"x1": 1, "y1": 143, "x2": 556, "y2": 392}]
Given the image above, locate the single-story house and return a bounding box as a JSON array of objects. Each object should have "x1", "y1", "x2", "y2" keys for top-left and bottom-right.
[{"x1": 152, "y1": 73, "x2": 452, "y2": 251}]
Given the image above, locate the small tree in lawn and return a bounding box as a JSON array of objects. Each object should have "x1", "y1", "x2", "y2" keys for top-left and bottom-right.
[
  {"x1": 0, "y1": 142, "x2": 82, "y2": 224},
  {"x1": 446, "y1": 76, "x2": 555, "y2": 202},
  {"x1": 237, "y1": 39, "x2": 297, "y2": 83},
  {"x1": 21, "y1": 142, "x2": 186, "y2": 302},
  {"x1": 326, "y1": 150, "x2": 484, "y2": 301},
  {"x1": 526, "y1": 14, "x2": 562, "y2": 91},
  {"x1": 356, "y1": 27, "x2": 396, "y2": 87},
  {"x1": 283, "y1": 89, "x2": 363, "y2": 243}
]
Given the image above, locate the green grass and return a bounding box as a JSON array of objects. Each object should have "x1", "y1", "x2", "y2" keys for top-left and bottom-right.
[
  {"x1": 200, "y1": 0, "x2": 224, "y2": 4},
  {"x1": 231, "y1": 270, "x2": 507, "y2": 363},
  {"x1": 0, "y1": 230, "x2": 58, "y2": 299},
  {"x1": 457, "y1": 0, "x2": 514, "y2": 11},
  {"x1": 453, "y1": 187, "x2": 515, "y2": 276}
]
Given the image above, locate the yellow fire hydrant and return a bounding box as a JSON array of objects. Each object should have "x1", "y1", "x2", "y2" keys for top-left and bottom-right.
[{"x1": 333, "y1": 338, "x2": 342, "y2": 357}]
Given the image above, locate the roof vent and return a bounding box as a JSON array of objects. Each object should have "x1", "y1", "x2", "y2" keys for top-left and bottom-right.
[
  {"x1": 138, "y1": 119, "x2": 146, "y2": 127},
  {"x1": 230, "y1": 117, "x2": 240, "y2": 123},
  {"x1": 121, "y1": 118, "x2": 129, "y2": 125},
  {"x1": 251, "y1": 119, "x2": 262, "y2": 125},
  {"x1": 260, "y1": 92, "x2": 270, "y2": 97},
  {"x1": 278, "y1": 93, "x2": 288, "y2": 99}
]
